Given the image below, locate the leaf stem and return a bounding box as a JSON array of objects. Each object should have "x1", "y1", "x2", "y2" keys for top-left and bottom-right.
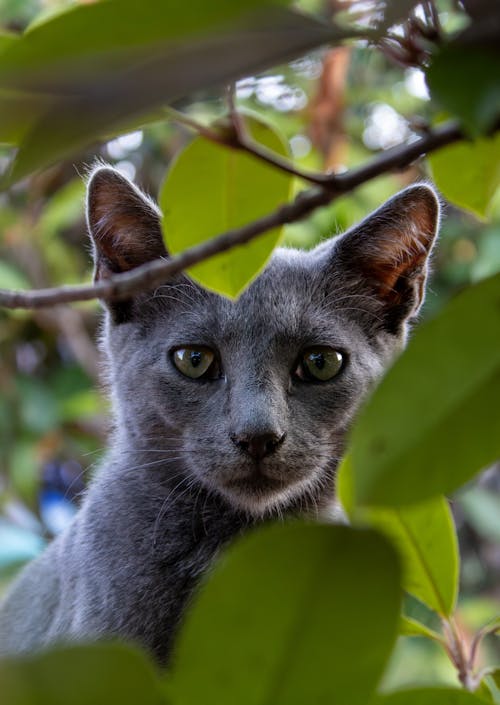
[{"x1": 442, "y1": 615, "x2": 500, "y2": 692}]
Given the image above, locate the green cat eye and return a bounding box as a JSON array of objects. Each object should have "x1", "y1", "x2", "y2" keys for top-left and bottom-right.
[
  {"x1": 172, "y1": 346, "x2": 218, "y2": 380},
  {"x1": 295, "y1": 347, "x2": 344, "y2": 382}
]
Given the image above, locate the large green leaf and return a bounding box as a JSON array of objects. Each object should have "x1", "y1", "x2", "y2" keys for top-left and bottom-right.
[
  {"x1": 361, "y1": 498, "x2": 459, "y2": 616},
  {"x1": 0, "y1": 643, "x2": 164, "y2": 705},
  {"x1": 0, "y1": 0, "x2": 342, "y2": 183},
  {"x1": 349, "y1": 273, "x2": 500, "y2": 507},
  {"x1": 161, "y1": 115, "x2": 292, "y2": 297},
  {"x1": 166, "y1": 523, "x2": 401, "y2": 705},
  {"x1": 429, "y1": 134, "x2": 500, "y2": 219},
  {"x1": 339, "y1": 459, "x2": 458, "y2": 615},
  {"x1": 427, "y1": 41, "x2": 500, "y2": 136},
  {"x1": 371, "y1": 688, "x2": 487, "y2": 705}
]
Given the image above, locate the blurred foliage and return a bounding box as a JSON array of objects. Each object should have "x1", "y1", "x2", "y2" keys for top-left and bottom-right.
[{"x1": 0, "y1": 0, "x2": 499, "y2": 701}]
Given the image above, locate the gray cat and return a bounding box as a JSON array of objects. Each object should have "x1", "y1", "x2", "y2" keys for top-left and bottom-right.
[{"x1": 0, "y1": 166, "x2": 440, "y2": 665}]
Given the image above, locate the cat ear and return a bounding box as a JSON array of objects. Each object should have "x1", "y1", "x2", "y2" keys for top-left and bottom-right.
[
  {"x1": 86, "y1": 165, "x2": 167, "y2": 283},
  {"x1": 330, "y1": 184, "x2": 440, "y2": 331}
]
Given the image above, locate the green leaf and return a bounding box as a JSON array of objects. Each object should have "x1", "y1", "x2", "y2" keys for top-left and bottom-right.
[
  {"x1": 340, "y1": 459, "x2": 458, "y2": 615},
  {"x1": 484, "y1": 671, "x2": 500, "y2": 705},
  {"x1": 0, "y1": 0, "x2": 339, "y2": 183},
  {"x1": 429, "y1": 134, "x2": 500, "y2": 219},
  {"x1": 359, "y1": 498, "x2": 459, "y2": 616},
  {"x1": 167, "y1": 523, "x2": 402, "y2": 705},
  {"x1": 399, "y1": 616, "x2": 443, "y2": 642},
  {"x1": 427, "y1": 43, "x2": 500, "y2": 136},
  {"x1": 0, "y1": 643, "x2": 164, "y2": 705},
  {"x1": 161, "y1": 115, "x2": 292, "y2": 297},
  {"x1": 491, "y1": 669, "x2": 500, "y2": 689},
  {"x1": 371, "y1": 688, "x2": 488, "y2": 705},
  {"x1": 475, "y1": 679, "x2": 496, "y2": 704},
  {"x1": 0, "y1": 32, "x2": 18, "y2": 53},
  {"x1": 336, "y1": 454, "x2": 354, "y2": 515},
  {"x1": 350, "y1": 273, "x2": 500, "y2": 507}
]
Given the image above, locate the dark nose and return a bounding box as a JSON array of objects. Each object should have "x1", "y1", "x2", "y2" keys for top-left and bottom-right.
[{"x1": 231, "y1": 432, "x2": 286, "y2": 461}]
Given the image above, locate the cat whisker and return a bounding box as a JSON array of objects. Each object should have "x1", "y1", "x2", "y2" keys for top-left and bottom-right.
[
  {"x1": 124, "y1": 456, "x2": 190, "y2": 473},
  {"x1": 152, "y1": 474, "x2": 196, "y2": 548}
]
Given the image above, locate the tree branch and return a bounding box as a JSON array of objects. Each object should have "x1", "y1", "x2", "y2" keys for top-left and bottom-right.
[{"x1": 0, "y1": 118, "x2": 484, "y2": 310}]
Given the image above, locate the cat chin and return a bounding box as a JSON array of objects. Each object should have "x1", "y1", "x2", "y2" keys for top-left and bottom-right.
[{"x1": 214, "y1": 474, "x2": 323, "y2": 518}]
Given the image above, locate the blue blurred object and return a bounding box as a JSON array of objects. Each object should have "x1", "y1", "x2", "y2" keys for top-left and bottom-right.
[{"x1": 39, "y1": 460, "x2": 83, "y2": 535}]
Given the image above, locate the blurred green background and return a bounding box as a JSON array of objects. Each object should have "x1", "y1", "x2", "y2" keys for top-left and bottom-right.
[{"x1": 0, "y1": 0, "x2": 498, "y2": 689}]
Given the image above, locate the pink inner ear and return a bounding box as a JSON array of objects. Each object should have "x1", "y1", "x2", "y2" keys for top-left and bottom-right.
[
  {"x1": 87, "y1": 166, "x2": 166, "y2": 280},
  {"x1": 361, "y1": 198, "x2": 438, "y2": 305}
]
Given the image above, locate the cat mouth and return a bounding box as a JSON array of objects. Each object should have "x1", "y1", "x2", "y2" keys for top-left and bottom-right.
[
  {"x1": 224, "y1": 471, "x2": 288, "y2": 494},
  {"x1": 217, "y1": 466, "x2": 300, "y2": 514}
]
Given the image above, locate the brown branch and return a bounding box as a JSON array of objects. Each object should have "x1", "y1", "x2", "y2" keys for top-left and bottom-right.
[{"x1": 0, "y1": 118, "x2": 486, "y2": 310}]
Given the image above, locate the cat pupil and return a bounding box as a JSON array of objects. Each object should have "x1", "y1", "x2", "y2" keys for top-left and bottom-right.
[
  {"x1": 191, "y1": 351, "x2": 202, "y2": 368},
  {"x1": 311, "y1": 353, "x2": 325, "y2": 370}
]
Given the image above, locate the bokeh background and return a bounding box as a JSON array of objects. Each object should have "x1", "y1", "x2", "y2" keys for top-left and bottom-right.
[{"x1": 0, "y1": 0, "x2": 499, "y2": 688}]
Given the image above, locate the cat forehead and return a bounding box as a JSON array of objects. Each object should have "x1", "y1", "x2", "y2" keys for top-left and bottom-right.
[
  {"x1": 180, "y1": 245, "x2": 339, "y2": 342},
  {"x1": 132, "y1": 246, "x2": 327, "y2": 341},
  {"x1": 223, "y1": 246, "x2": 324, "y2": 316}
]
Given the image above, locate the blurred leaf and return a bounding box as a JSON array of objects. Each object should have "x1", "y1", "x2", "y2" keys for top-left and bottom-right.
[
  {"x1": 458, "y1": 597, "x2": 500, "y2": 633},
  {"x1": 361, "y1": 498, "x2": 459, "y2": 616},
  {"x1": 371, "y1": 688, "x2": 488, "y2": 705},
  {"x1": 60, "y1": 389, "x2": 103, "y2": 422},
  {"x1": 0, "y1": 32, "x2": 17, "y2": 52},
  {"x1": 349, "y1": 273, "x2": 500, "y2": 507},
  {"x1": 429, "y1": 134, "x2": 500, "y2": 219},
  {"x1": 458, "y1": 486, "x2": 500, "y2": 542},
  {"x1": 0, "y1": 260, "x2": 30, "y2": 290},
  {"x1": 485, "y1": 671, "x2": 500, "y2": 704},
  {"x1": 461, "y1": 0, "x2": 499, "y2": 21},
  {"x1": 471, "y1": 226, "x2": 500, "y2": 281},
  {"x1": 38, "y1": 178, "x2": 86, "y2": 234},
  {"x1": 17, "y1": 377, "x2": 59, "y2": 434},
  {"x1": 339, "y1": 460, "x2": 458, "y2": 615},
  {"x1": 10, "y1": 441, "x2": 39, "y2": 502},
  {"x1": 0, "y1": 1, "x2": 341, "y2": 184},
  {"x1": 161, "y1": 115, "x2": 292, "y2": 297},
  {"x1": 0, "y1": 643, "x2": 164, "y2": 705},
  {"x1": 427, "y1": 42, "x2": 500, "y2": 136},
  {"x1": 400, "y1": 616, "x2": 442, "y2": 642},
  {"x1": 336, "y1": 454, "x2": 354, "y2": 514},
  {"x1": 0, "y1": 88, "x2": 50, "y2": 145},
  {"x1": 167, "y1": 523, "x2": 401, "y2": 705},
  {"x1": 475, "y1": 679, "x2": 496, "y2": 704}
]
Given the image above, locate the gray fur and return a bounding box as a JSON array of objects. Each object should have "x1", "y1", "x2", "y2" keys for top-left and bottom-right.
[{"x1": 0, "y1": 168, "x2": 440, "y2": 664}]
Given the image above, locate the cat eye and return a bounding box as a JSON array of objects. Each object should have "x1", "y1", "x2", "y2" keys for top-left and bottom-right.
[
  {"x1": 294, "y1": 347, "x2": 344, "y2": 382},
  {"x1": 171, "y1": 346, "x2": 220, "y2": 380}
]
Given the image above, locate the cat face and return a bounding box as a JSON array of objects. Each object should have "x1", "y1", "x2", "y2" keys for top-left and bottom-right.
[{"x1": 87, "y1": 166, "x2": 439, "y2": 516}]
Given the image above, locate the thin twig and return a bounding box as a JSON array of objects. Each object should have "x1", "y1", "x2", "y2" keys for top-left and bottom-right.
[
  {"x1": 468, "y1": 618, "x2": 500, "y2": 672},
  {"x1": 0, "y1": 117, "x2": 495, "y2": 310},
  {"x1": 169, "y1": 104, "x2": 331, "y2": 185}
]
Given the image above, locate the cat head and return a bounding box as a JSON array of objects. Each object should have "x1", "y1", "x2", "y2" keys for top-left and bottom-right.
[{"x1": 87, "y1": 165, "x2": 440, "y2": 517}]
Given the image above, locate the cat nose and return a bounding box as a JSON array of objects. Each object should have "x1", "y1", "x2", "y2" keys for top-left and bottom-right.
[{"x1": 231, "y1": 432, "x2": 286, "y2": 461}]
